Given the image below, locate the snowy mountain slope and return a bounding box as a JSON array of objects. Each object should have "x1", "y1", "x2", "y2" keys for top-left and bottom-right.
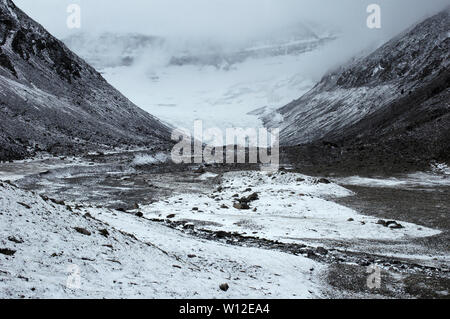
[
  {"x1": 0, "y1": 0, "x2": 172, "y2": 161},
  {"x1": 0, "y1": 180, "x2": 325, "y2": 298},
  {"x1": 101, "y1": 54, "x2": 317, "y2": 133},
  {"x1": 63, "y1": 23, "x2": 332, "y2": 70},
  {"x1": 265, "y1": 8, "x2": 450, "y2": 159},
  {"x1": 168, "y1": 37, "x2": 334, "y2": 68},
  {"x1": 62, "y1": 27, "x2": 334, "y2": 132}
]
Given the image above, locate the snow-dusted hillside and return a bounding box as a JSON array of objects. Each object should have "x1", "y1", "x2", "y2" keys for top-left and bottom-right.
[
  {"x1": 0, "y1": 180, "x2": 326, "y2": 298},
  {"x1": 265, "y1": 8, "x2": 450, "y2": 153},
  {"x1": 0, "y1": 0, "x2": 171, "y2": 161}
]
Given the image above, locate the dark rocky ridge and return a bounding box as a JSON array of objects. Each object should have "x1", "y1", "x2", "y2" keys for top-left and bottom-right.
[
  {"x1": 0, "y1": 0, "x2": 172, "y2": 161},
  {"x1": 266, "y1": 9, "x2": 450, "y2": 174}
]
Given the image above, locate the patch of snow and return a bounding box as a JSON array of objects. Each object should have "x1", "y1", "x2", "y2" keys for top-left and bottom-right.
[
  {"x1": 0, "y1": 182, "x2": 325, "y2": 298},
  {"x1": 141, "y1": 171, "x2": 440, "y2": 242},
  {"x1": 198, "y1": 172, "x2": 219, "y2": 181},
  {"x1": 337, "y1": 171, "x2": 450, "y2": 188},
  {"x1": 336, "y1": 176, "x2": 407, "y2": 188},
  {"x1": 0, "y1": 156, "x2": 85, "y2": 182},
  {"x1": 131, "y1": 153, "x2": 168, "y2": 166},
  {"x1": 431, "y1": 162, "x2": 450, "y2": 175},
  {"x1": 372, "y1": 64, "x2": 384, "y2": 76}
]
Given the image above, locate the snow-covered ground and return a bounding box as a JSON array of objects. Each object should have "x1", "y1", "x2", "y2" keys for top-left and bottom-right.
[
  {"x1": 102, "y1": 54, "x2": 316, "y2": 132},
  {"x1": 0, "y1": 180, "x2": 325, "y2": 298},
  {"x1": 0, "y1": 166, "x2": 444, "y2": 298},
  {"x1": 139, "y1": 171, "x2": 440, "y2": 243}
]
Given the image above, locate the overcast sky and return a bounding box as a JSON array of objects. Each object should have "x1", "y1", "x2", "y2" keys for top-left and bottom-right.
[{"x1": 13, "y1": 0, "x2": 449, "y2": 41}]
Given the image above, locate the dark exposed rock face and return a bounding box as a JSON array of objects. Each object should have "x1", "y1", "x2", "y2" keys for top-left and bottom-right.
[
  {"x1": 0, "y1": 0, "x2": 172, "y2": 161},
  {"x1": 266, "y1": 9, "x2": 450, "y2": 171}
]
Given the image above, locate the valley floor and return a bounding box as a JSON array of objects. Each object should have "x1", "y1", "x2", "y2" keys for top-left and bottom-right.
[{"x1": 0, "y1": 151, "x2": 449, "y2": 298}]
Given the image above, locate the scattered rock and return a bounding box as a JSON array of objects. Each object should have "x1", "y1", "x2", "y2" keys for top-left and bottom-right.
[
  {"x1": 387, "y1": 221, "x2": 404, "y2": 229},
  {"x1": 166, "y1": 214, "x2": 176, "y2": 219},
  {"x1": 318, "y1": 178, "x2": 331, "y2": 184},
  {"x1": 50, "y1": 199, "x2": 65, "y2": 205},
  {"x1": 220, "y1": 204, "x2": 229, "y2": 209},
  {"x1": 347, "y1": 218, "x2": 354, "y2": 222},
  {"x1": 296, "y1": 178, "x2": 305, "y2": 182},
  {"x1": 7, "y1": 236, "x2": 23, "y2": 244},
  {"x1": 183, "y1": 223, "x2": 195, "y2": 230},
  {"x1": 377, "y1": 220, "x2": 404, "y2": 229},
  {"x1": 83, "y1": 212, "x2": 93, "y2": 219},
  {"x1": 17, "y1": 202, "x2": 31, "y2": 209},
  {"x1": 135, "y1": 212, "x2": 144, "y2": 218},
  {"x1": 0, "y1": 248, "x2": 16, "y2": 256},
  {"x1": 192, "y1": 207, "x2": 199, "y2": 211},
  {"x1": 244, "y1": 192, "x2": 259, "y2": 202},
  {"x1": 195, "y1": 167, "x2": 206, "y2": 174},
  {"x1": 187, "y1": 254, "x2": 197, "y2": 258},
  {"x1": 316, "y1": 247, "x2": 328, "y2": 255},
  {"x1": 219, "y1": 283, "x2": 229, "y2": 291},
  {"x1": 215, "y1": 231, "x2": 228, "y2": 238},
  {"x1": 74, "y1": 227, "x2": 91, "y2": 236},
  {"x1": 376, "y1": 219, "x2": 387, "y2": 226},
  {"x1": 236, "y1": 193, "x2": 259, "y2": 208},
  {"x1": 99, "y1": 229, "x2": 109, "y2": 238},
  {"x1": 233, "y1": 202, "x2": 250, "y2": 210}
]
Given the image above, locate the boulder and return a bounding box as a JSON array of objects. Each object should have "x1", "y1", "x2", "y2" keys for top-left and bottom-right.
[{"x1": 219, "y1": 283, "x2": 229, "y2": 292}]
